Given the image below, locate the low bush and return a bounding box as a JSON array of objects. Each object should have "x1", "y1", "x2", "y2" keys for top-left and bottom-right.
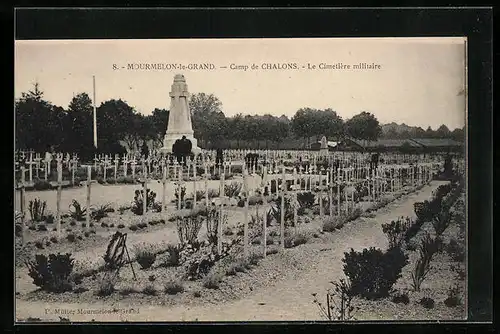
[
  {"x1": 391, "y1": 292, "x2": 410, "y2": 304},
  {"x1": 25, "y1": 253, "x2": 74, "y2": 293},
  {"x1": 202, "y1": 272, "x2": 222, "y2": 289},
  {"x1": 69, "y1": 200, "x2": 87, "y2": 222},
  {"x1": 381, "y1": 217, "x2": 412, "y2": 249},
  {"x1": 29, "y1": 198, "x2": 47, "y2": 222},
  {"x1": 141, "y1": 284, "x2": 157, "y2": 296},
  {"x1": 411, "y1": 233, "x2": 441, "y2": 292},
  {"x1": 342, "y1": 246, "x2": 408, "y2": 299},
  {"x1": 312, "y1": 279, "x2": 357, "y2": 321},
  {"x1": 419, "y1": 297, "x2": 435, "y2": 309},
  {"x1": 284, "y1": 231, "x2": 309, "y2": 248},
  {"x1": 445, "y1": 238, "x2": 465, "y2": 262},
  {"x1": 131, "y1": 189, "x2": 157, "y2": 215},
  {"x1": 90, "y1": 203, "x2": 113, "y2": 222},
  {"x1": 444, "y1": 285, "x2": 462, "y2": 307},
  {"x1": 129, "y1": 224, "x2": 139, "y2": 231},
  {"x1": 414, "y1": 198, "x2": 442, "y2": 223},
  {"x1": 117, "y1": 224, "x2": 125, "y2": 229},
  {"x1": 67, "y1": 233, "x2": 76, "y2": 242},
  {"x1": 133, "y1": 244, "x2": 157, "y2": 269},
  {"x1": 224, "y1": 181, "x2": 242, "y2": 198},
  {"x1": 96, "y1": 276, "x2": 115, "y2": 296},
  {"x1": 432, "y1": 209, "x2": 452, "y2": 236},
  {"x1": 164, "y1": 280, "x2": 184, "y2": 295},
  {"x1": 175, "y1": 210, "x2": 204, "y2": 245},
  {"x1": 119, "y1": 286, "x2": 138, "y2": 296},
  {"x1": 33, "y1": 179, "x2": 51, "y2": 191},
  {"x1": 162, "y1": 244, "x2": 181, "y2": 267},
  {"x1": 297, "y1": 192, "x2": 315, "y2": 209}
]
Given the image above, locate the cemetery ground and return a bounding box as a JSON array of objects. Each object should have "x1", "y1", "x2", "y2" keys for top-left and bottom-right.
[{"x1": 14, "y1": 173, "x2": 466, "y2": 322}]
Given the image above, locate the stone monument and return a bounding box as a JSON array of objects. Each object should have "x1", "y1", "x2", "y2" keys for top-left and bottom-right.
[
  {"x1": 160, "y1": 74, "x2": 201, "y2": 154},
  {"x1": 320, "y1": 136, "x2": 329, "y2": 154}
]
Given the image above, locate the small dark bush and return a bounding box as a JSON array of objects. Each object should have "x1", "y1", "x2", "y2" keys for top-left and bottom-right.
[
  {"x1": 162, "y1": 244, "x2": 180, "y2": 267},
  {"x1": 342, "y1": 246, "x2": 408, "y2": 300},
  {"x1": 96, "y1": 277, "x2": 115, "y2": 296},
  {"x1": 142, "y1": 284, "x2": 157, "y2": 296},
  {"x1": 164, "y1": 280, "x2": 184, "y2": 295},
  {"x1": 69, "y1": 221, "x2": 76, "y2": 226},
  {"x1": 391, "y1": 292, "x2": 410, "y2": 304},
  {"x1": 49, "y1": 236, "x2": 58, "y2": 243},
  {"x1": 66, "y1": 233, "x2": 76, "y2": 242},
  {"x1": 117, "y1": 224, "x2": 125, "y2": 229},
  {"x1": 203, "y1": 273, "x2": 222, "y2": 289},
  {"x1": 284, "y1": 232, "x2": 309, "y2": 248},
  {"x1": 69, "y1": 200, "x2": 87, "y2": 221},
  {"x1": 84, "y1": 231, "x2": 90, "y2": 238},
  {"x1": 25, "y1": 253, "x2": 74, "y2": 293},
  {"x1": 419, "y1": 297, "x2": 435, "y2": 309},
  {"x1": 445, "y1": 239, "x2": 465, "y2": 262},
  {"x1": 34, "y1": 241, "x2": 44, "y2": 249},
  {"x1": 444, "y1": 285, "x2": 462, "y2": 307},
  {"x1": 129, "y1": 224, "x2": 139, "y2": 231},
  {"x1": 134, "y1": 245, "x2": 156, "y2": 269},
  {"x1": 297, "y1": 192, "x2": 316, "y2": 209},
  {"x1": 193, "y1": 291, "x2": 202, "y2": 298},
  {"x1": 37, "y1": 224, "x2": 48, "y2": 232}
]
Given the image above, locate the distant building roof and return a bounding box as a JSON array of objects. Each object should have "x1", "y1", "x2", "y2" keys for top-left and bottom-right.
[
  {"x1": 409, "y1": 138, "x2": 463, "y2": 147},
  {"x1": 349, "y1": 138, "x2": 421, "y2": 148}
]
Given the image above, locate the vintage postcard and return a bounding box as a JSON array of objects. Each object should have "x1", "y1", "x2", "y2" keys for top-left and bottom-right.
[{"x1": 15, "y1": 37, "x2": 467, "y2": 322}]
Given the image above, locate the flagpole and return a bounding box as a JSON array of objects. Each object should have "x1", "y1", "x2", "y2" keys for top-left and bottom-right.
[{"x1": 93, "y1": 75, "x2": 97, "y2": 149}]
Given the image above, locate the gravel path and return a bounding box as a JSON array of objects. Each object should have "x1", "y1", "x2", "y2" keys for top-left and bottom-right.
[{"x1": 15, "y1": 181, "x2": 446, "y2": 322}]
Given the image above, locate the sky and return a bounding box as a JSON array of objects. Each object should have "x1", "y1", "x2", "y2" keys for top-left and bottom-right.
[{"x1": 14, "y1": 37, "x2": 466, "y2": 130}]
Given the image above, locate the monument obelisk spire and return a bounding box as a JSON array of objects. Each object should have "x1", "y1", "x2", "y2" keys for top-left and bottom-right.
[{"x1": 161, "y1": 74, "x2": 200, "y2": 154}]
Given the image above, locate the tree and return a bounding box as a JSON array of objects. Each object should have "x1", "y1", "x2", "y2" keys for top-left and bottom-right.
[
  {"x1": 96, "y1": 99, "x2": 136, "y2": 153},
  {"x1": 435, "y1": 124, "x2": 451, "y2": 138},
  {"x1": 189, "y1": 93, "x2": 228, "y2": 145},
  {"x1": 148, "y1": 108, "x2": 169, "y2": 147},
  {"x1": 344, "y1": 111, "x2": 382, "y2": 141},
  {"x1": 315, "y1": 109, "x2": 344, "y2": 140},
  {"x1": 425, "y1": 126, "x2": 435, "y2": 138},
  {"x1": 451, "y1": 126, "x2": 465, "y2": 142},
  {"x1": 15, "y1": 82, "x2": 65, "y2": 152},
  {"x1": 63, "y1": 92, "x2": 94, "y2": 153}
]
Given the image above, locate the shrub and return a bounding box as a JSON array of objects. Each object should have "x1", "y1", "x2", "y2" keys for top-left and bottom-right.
[
  {"x1": 175, "y1": 211, "x2": 204, "y2": 245},
  {"x1": 117, "y1": 224, "x2": 125, "y2": 229},
  {"x1": 391, "y1": 292, "x2": 410, "y2": 304},
  {"x1": 69, "y1": 200, "x2": 87, "y2": 221},
  {"x1": 312, "y1": 279, "x2": 357, "y2": 321},
  {"x1": 49, "y1": 236, "x2": 58, "y2": 243},
  {"x1": 207, "y1": 189, "x2": 220, "y2": 199},
  {"x1": 133, "y1": 244, "x2": 157, "y2": 269},
  {"x1": 414, "y1": 199, "x2": 441, "y2": 223},
  {"x1": 322, "y1": 216, "x2": 343, "y2": 232},
  {"x1": 131, "y1": 189, "x2": 157, "y2": 215},
  {"x1": 223, "y1": 226, "x2": 234, "y2": 236},
  {"x1": 90, "y1": 203, "x2": 113, "y2": 222},
  {"x1": 411, "y1": 233, "x2": 440, "y2": 292},
  {"x1": 297, "y1": 192, "x2": 315, "y2": 209},
  {"x1": 266, "y1": 248, "x2": 279, "y2": 255},
  {"x1": 33, "y1": 179, "x2": 51, "y2": 191},
  {"x1": 205, "y1": 207, "x2": 227, "y2": 245},
  {"x1": 142, "y1": 284, "x2": 157, "y2": 296},
  {"x1": 96, "y1": 276, "x2": 115, "y2": 296},
  {"x1": 34, "y1": 240, "x2": 44, "y2": 249},
  {"x1": 284, "y1": 231, "x2": 309, "y2": 248},
  {"x1": 29, "y1": 198, "x2": 47, "y2": 222},
  {"x1": 342, "y1": 246, "x2": 408, "y2": 299},
  {"x1": 25, "y1": 253, "x2": 74, "y2": 293},
  {"x1": 224, "y1": 181, "x2": 242, "y2": 198},
  {"x1": 203, "y1": 272, "x2": 222, "y2": 289},
  {"x1": 118, "y1": 205, "x2": 130, "y2": 215},
  {"x1": 152, "y1": 201, "x2": 163, "y2": 213},
  {"x1": 193, "y1": 291, "x2": 202, "y2": 298},
  {"x1": 129, "y1": 224, "x2": 139, "y2": 231},
  {"x1": 37, "y1": 224, "x2": 48, "y2": 232},
  {"x1": 381, "y1": 217, "x2": 412, "y2": 249},
  {"x1": 67, "y1": 233, "x2": 76, "y2": 242},
  {"x1": 444, "y1": 285, "x2": 462, "y2": 307},
  {"x1": 101, "y1": 222, "x2": 109, "y2": 228},
  {"x1": 164, "y1": 280, "x2": 184, "y2": 295},
  {"x1": 419, "y1": 297, "x2": 435, "y2": 309},
  {"x1": 162, "y1": 244, "x2": 181, "y2": 267},
  {"x1": 445, "y1": 238, "x2": 465, "y2": 262},
  {"x1": 432, "y1": 209, "x2": 452, "y2": 236},
  {"x1": 119, "y1": 286, "x2": 138, "y2": 296}
]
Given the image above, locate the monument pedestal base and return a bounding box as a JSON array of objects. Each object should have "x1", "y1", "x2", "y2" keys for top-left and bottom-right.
[{"x1": 160, "y1": 133, "x2": 201, "y2": 154}]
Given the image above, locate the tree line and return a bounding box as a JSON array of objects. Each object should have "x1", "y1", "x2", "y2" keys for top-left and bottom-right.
[{"x1": 15, "y1": 83, "x2": 464, "y2": 156}]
